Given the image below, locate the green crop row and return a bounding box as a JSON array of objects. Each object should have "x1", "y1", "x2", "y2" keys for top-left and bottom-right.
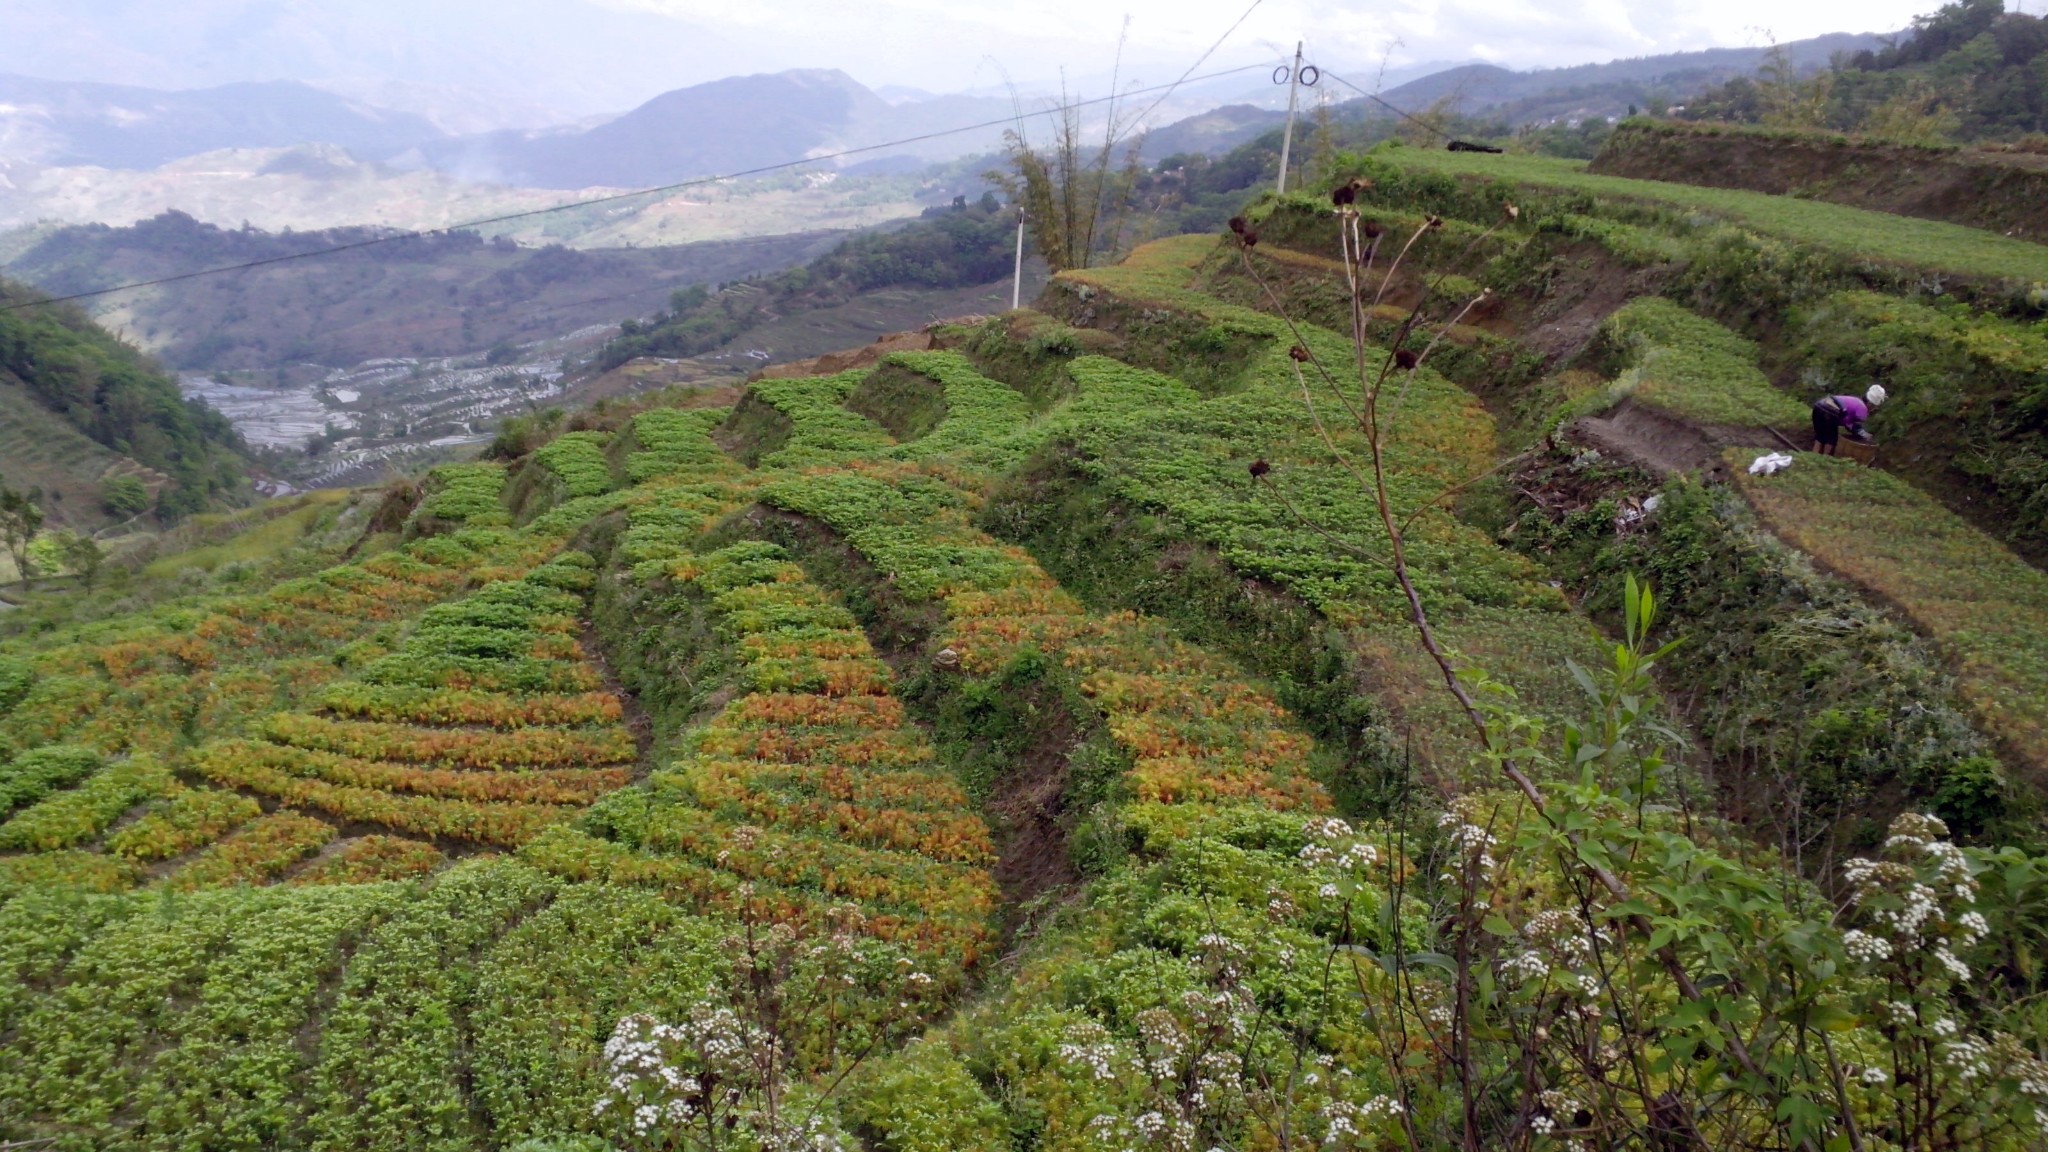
[
  {"x1": 104, "y1": 786, "x2": 261, "y2": 860},
  {"x1": 0, "y1": 756, "x2": 173, "y2": 852},
  {"x1": 543, "y1": 533, "x2": 999, "y2": 967},
  {"x1": 0, "y1": 657, "x2": 32, "y2": 716},
  {"x1": 623, "y1": 407, "x2": 738, "y2": 484},
  {"x1": 408, "y1": 462, "x2": 510, "y2": 532},
  {"x1": 1015, "y1": 249, "x2": 1608, "y2": 773},
  {"x1": 288, "y1": 835, "x2": 445, "y2": 886},
  {"x1": 876, "y1": 350, "x2": 1038, "y2": 474},
  {"x1": 0, "y1": 745, "x2": 104, "y2": 817},
  {"x1": 531, "y1": 430, "x2": 615, "y2": 499},
  {"x1": 306, "y1": 860, "x2": 560, "y2": 1151},
  {"x1": 1599, "y1": 297, "x2": 1811, "y2": 428},
  {"x1": 160, "y1": 810, "x2": 339, "y2": 891},
  {"x1": 744, "y1": 370, "x2": 894, "y2": 467},
  {"x1": 759, "y1": 466, "x2": 1331, "y2": 813},
  {"x1": 0, "y1": 850, "x2": 140, "y2": 897},
  {"x1": 0, "y1": 882, "x2": 405, "y2": 1145},
  {"x1": 466, "y1": 883, "x2": 728, "y2": 1145}
]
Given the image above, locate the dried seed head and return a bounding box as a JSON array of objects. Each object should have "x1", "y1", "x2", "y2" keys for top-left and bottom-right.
[
  {"x1": 1227, "y1": 216, "x2": 1247, "y2": 235},
  {"x1": 1425, "y1": 215, "x2": 1444, "y2": 230},
  {"x1": 1288, "y1": 345, "x2": 1311, "y2": 362},
  {"x1": 1248, "y1": 458, "x2": 1271, "y2": 478},
  {"x1": 1331, "y1": 184, "x2": 1355, "y2": 207},
  {"x1": 1362, "y1": 220, "x2": 1384, "y2": 239},
  {"x1": 1241, "y1": 230, "x2": 1260, "y2": 248},
  {"x1": 1395, "y1": 349, "x2": 1419, "y2": 370}
]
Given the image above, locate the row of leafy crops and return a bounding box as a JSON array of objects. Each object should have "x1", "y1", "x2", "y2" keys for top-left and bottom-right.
[
  {"x1": 532, "y1": 430, "x2": 616, "y2": 499},
  {"x1": 763, "y1": 465, "x2": 1330, "y2": 812},
  {"x1": 406, "y1": 461, "x2": 511, "y2": 532},
  {"x1": 528, "y1": 495, "x2": 1000, "y2": 973},
  {"x1": 0, "y1": 496, "x2": 598, "y2": 896},
  {"x1": 198, "y1": 552, "x2": 636, "y2": 849},
  {"x1": 1600, "y1": 297, "x2": 1811, "y2": 427},
  {"x1": 1027, "y1": 241, "x2": 1606, "y2": 771}
]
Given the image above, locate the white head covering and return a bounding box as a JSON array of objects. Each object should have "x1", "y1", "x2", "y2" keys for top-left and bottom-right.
[{"x1": 1866, "y1": 384, "x2": 1888, "y2": 408}]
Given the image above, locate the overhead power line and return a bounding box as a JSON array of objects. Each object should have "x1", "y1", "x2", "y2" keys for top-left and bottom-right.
[
  {"x1": 0, "y1": 62, "x2": 1271, "y2": 316},
  {"x1": 1317, "y1": 67, "x2": 1454, "y2": 140},
  {"x1": 1126, "y1": 0, "x2": 1267, "y2": 132}
]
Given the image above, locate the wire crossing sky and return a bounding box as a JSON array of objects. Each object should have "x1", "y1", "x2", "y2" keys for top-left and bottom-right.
[{"x1": 4, "y1": 0, "x2": 1956, "y2": 121}]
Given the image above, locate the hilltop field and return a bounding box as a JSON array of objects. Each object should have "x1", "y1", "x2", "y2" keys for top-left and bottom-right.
[{"x1": 7, "y1": 116, "x2": 2048, "y2": 1152}]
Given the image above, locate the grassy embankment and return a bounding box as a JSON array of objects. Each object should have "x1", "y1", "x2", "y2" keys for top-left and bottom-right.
[
  {"x1": 1373, "y1": 149, "x2": 2048, "y2": 299},
  {"x1": 1115, "y1": 219, "x2": 2034, "y2": 847},
  {"x1": 963, "y1": 235, "x2": 1610, "y2": 789},
  {"x1": 1734, "y1": 453, "x2": 2048, "y2": 785},
  {"x1": 1313, "y1": 147, "x2": 2048, "y2": 558}
]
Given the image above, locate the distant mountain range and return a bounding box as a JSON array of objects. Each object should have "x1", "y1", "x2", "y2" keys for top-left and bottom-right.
[
  {"x1": 0, "y1": 28, "x2": 1897, "y2": 195},
  {"x1": 0, "y1": 73, "x2": 443, "y2": 170},
  {"x1": 1372, "y1": 32, "x2": 1890, "y2": 124},
  {"x1": 408, "y1": 69, "x2": 1016, "y2": 190}
]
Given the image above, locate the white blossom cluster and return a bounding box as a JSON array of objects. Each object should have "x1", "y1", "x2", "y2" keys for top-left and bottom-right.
[
  {"x1": 1838, "y1": 816, "x2": 2048, "y2": 1133},
  {"x1": 594, "y1": 1007, "x2": 844, "y2": 1151},
  {"x1": 1056, "y1": 982, "x2": 1273, "y2": 1151},
  {"x1": 1498, "y1": 908, "x2": 1610, "y2": 998},
  {"x1": 1436, "y1": 811, "x2": 1498, "y2": 883},
  {"x1": 1298, "y1": 817, "x2": 1383, "y2": 906},
  {"x1": 1321, "y1": 1095, "x2": 1403, "y2": 1147},
  {"x1": 1841, "y1": 814, "x2": 1982, "y2": 967},
  {"x1": 1059, "y1": 1023, "x2": 1124, "y2": 1082}
]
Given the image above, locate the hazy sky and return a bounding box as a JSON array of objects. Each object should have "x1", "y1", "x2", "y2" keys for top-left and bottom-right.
[
  {"x1": 1, "y1": 0, "x2": 1985, "y2": 124},
  {"x1": 612, "y1": 0, "x2": 1955, "y2": 89}
]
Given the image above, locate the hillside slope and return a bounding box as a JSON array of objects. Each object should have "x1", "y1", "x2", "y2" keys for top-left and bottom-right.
[
  {"x1": 5, "y1": 212, "x2": 845, "y2": 369},
  {"x1": 1590, "y1": 120, "x2": 2048, "y2": 239},
  {"x1": 2, "y1": 198, "x2": 2048, "y2": 1152},
  {"x1": 0, "y1": 278, "x2": 245, "y2": 518}
]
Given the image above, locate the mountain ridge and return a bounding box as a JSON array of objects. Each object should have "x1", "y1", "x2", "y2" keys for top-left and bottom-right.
[{"x1": 0, "y1": 72, "x2": 444, "y2": 170}]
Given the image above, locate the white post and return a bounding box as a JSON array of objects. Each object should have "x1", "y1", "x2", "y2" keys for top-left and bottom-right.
[
  {"x1": 1276, "y1": 41, "x2": 1304, "y2": 195},
  {"x1": 1012, "y1": 207, "x2": 1026, "y2": 311}
]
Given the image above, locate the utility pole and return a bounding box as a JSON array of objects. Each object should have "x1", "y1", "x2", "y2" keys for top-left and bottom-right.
[
  {"x1": 1276, "y1": 41, "x2": 1304, "y2": 195},
  {"x1": 1011, "y1": 206, "x2": 1027, "y2": 311}
]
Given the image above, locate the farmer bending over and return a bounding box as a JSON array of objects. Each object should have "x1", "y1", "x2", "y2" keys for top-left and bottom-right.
[{"x1": 1812, "y1": 385, "x2": 1887, "y2": 456}]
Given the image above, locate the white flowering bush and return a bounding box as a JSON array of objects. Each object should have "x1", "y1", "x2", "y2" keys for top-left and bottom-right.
[
  {"x1": 1834, "y1": 812, "x2": 2048, "y2": 1145},
  {"x1": 592, "y1": 911, "x2": 940, "y2": 1152}
]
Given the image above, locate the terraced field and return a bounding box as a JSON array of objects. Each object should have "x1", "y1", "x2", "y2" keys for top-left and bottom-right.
[
  {"x1": 2, "y1": 210, "x2": 2047, "y2": 1152},
  {"x1": 1373, "y1": 148, "x2": 2048, "y2": 291}
]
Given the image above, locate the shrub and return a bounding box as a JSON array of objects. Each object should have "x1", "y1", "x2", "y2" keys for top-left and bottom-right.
[{"x1": 101, "y1": 475, "x2": 150, "y2": 517}]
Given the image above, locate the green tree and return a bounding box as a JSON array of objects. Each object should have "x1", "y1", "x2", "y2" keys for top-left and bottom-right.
[
  {"x1": 101, "y1": 475, "x2": 149, "y2": 518},
  {"x1": 56, "y1": 531, "x2": 104, "y2": 589},
  {"x1": 987, "y1": 81, "x2": 1143, "y2": 273},
  {"x1": 0, "y1": 483, "x2": 45, "y2": 588}
]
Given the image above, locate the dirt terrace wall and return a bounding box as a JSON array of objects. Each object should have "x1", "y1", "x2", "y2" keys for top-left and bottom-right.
[{"x1": 1591, "y1": 120, "x2": 2048, "y2": 242}]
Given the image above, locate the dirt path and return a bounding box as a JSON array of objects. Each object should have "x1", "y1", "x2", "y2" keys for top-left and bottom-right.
[{"x1": 1571, "y1": 399, "x2": 1783, "y2": 481}]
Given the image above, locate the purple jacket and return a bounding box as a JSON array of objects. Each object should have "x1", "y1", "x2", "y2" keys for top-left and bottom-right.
[{"x1": 1826, "y1": 395, "x2": 1870, "y2": 430}]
